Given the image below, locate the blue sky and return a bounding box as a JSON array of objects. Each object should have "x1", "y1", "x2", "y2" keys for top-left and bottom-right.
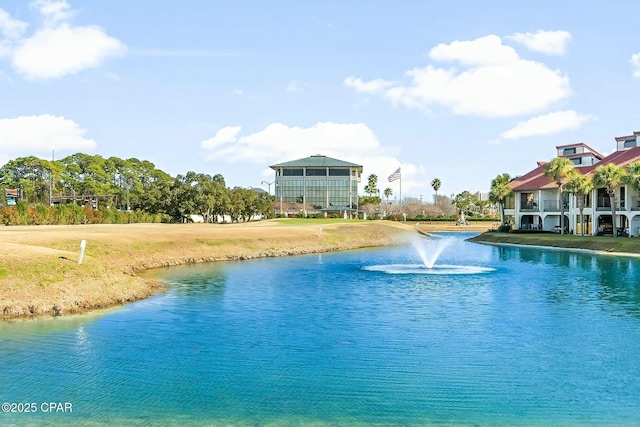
[{"x1": 1, "y1": 1, "x2": 639, "y2": 199}]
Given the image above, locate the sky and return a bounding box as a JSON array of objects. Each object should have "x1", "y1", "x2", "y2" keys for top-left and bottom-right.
[{"x1": 1, "y1": 1, "x2": 640, "y2": 200}]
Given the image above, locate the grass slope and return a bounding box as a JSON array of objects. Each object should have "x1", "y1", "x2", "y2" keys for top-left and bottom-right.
[
  {"x1": 469, "y1": 232, "x2": 640, "y2": 254},
  {"x1": 0, "y1": 220, "x2": 413, "y2": 319}
]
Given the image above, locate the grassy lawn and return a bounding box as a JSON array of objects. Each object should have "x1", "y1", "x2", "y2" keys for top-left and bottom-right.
[
  {"x1": 272, "y1": 218, "x2": 365, "y2": 225},
  {"x1": 469, "y1": 232, "x2": 640, "y2": 254}
]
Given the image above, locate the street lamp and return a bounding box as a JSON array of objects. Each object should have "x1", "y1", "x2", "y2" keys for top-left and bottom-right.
[{"x1": 261, "y1": 180, "x2": 274, "y2": 195}]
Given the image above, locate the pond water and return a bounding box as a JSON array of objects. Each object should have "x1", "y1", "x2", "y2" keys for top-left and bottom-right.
[{"x1": 2, "y1": 232, "x2": 640, "y2": 426}]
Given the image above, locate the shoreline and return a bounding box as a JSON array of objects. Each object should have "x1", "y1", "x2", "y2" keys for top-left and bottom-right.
[
  {"x1": 469, "y1": 231, "x2": 640, "y2": 258},
  {"x1": 471, "y1": 238, "x2": 640, "y2": 259},
  {"x1": 2, "y1": 220, "x2": 493, "y2": 320}
]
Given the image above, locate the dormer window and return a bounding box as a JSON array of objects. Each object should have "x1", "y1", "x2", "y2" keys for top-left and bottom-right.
[
  {"x1": 563, "y1": 147, "x2": 576, "y2": 155},
  {"x1": 623, "y1": 139, "x2": 636, "y2": 149}
]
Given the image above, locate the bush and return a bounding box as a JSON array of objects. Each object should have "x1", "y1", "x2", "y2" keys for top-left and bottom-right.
[
  {"x1": 385, "y1": 213, "x2": 405, "y2": 221},
  {"x1": 0, "y1": 206, "x2": 19, "y2": 225},
  {"x1": 0, "y1": 202, "x2": 173, "y2": 226},
  {"x1": 497, "y1": 224, "x2": 512, "y2": 232},
  {"x1": 36, "y1": 204, "x2": 53, "y2": 224},
  {"x1": 83, "y1": 207, "x2": 103, "y2": 224}
]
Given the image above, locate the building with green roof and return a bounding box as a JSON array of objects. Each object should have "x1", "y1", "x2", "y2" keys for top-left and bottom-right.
[{"x1": 269, "y1": 154, "x2": 363, "y2": 215}]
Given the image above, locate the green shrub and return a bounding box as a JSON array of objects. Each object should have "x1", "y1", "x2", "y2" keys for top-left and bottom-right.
[
  {"x1": 0, "y1": 202, "x2": 174, "y2": 226},
  {"x1": 36, "y1": 204, "x2": 53, "y2": 224}
]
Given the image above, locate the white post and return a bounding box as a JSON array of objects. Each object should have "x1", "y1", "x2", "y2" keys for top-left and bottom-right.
[
  {"x1": 78, "y1": 239, "x2": 87, "y2": 264},
  {"x1": 318, "y1": 227, "x2": 323, "y2": 237}
]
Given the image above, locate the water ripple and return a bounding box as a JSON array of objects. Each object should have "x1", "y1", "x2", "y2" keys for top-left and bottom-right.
[{"x1": 2, "y1": 236, "x2": 640, "y2": 426}]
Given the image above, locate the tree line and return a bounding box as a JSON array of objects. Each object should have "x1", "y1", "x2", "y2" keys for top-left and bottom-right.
[
  {"x1": 359, "y1": 173, "x2": 498, "y2": 220},
  {"x1": 0, "y1": 154, "x2": 274, "y2": 225}
]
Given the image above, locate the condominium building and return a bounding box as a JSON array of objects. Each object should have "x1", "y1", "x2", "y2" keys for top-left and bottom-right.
[{"x1": 505, "y1": 133, "x2": 640, "y2": 236}]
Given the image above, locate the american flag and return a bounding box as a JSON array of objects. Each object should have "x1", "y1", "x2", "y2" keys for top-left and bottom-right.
[{"x1": 388, "y1": 167, "x2": 401, "y2": 182}]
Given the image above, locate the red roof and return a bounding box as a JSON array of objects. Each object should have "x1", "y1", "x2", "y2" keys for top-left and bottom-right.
[
  {"x1": 508, "y1": 163, "x2": 556, "y2": 191},
  {"x1": 580, "y1": 146, "x2": 640, "y2": 176},
  {"x1": 510, "y1": 146, "x2": 640, "y2": 191}
]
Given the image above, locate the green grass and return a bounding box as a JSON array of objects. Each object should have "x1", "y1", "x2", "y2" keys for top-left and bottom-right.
[{"x1": 470, "y1": 232, "x2": 640, "y2": 254}]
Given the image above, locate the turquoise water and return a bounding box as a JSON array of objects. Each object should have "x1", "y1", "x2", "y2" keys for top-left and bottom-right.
[{"x1": 2, "y1": 232, "x2": 640, "y2": 426}]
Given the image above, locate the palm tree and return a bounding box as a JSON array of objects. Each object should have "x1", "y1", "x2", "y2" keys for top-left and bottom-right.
[
  {"x1": 431, "y1": 178, "x2": 441, "y2": 197},
  {"x1": 489, "y1": 173, "x2": 512, "y2": 226},
  {"x1": 566, "y1": 173, "x2": 593, "y2": 236},
  {"x1": 544, "y1": 157, "x2": 575, "y2": 234},
  {"x1": 624, "y1": 161, "x2": 640, "y2": 210},
  {"x1": 593, "y1": 163, "x2": 626, "y2": 237},
  {"x1": 364, "y1": 174, "x2": 379, "y2": 197},
  {"x1": 384, "y1": 187, "x2": 393, "y2": 203}
]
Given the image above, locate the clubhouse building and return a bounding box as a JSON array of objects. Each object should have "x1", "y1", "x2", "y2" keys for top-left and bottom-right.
[
  {"x1": 270, "y1": 155, "x2": 363, "y2": 217},
  {"x1": 506, "y1": 132, "x2": 640, "y2": 236}
]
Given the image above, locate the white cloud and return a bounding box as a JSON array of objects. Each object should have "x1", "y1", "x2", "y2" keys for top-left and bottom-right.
[
  {"x1": 0, "y1": 114, "x2": 97, "y2": 157},
  {"x1": 508, "y1": 30, "x2": 572, "y2": 55},
  {"x1": 0, "y1": 1, "x2": 125, "y2": 80},
  {"x1": 429, "y1": 35, "x2": 519, "y2": 66},
  {"x1": 201, "y1": 126, "x2": 242, "y2": 149},
  {"x1": 347, "y1": 35, "x2": 571, "y2": 118},
  {"x1": 0, "y1": 9, "x2": 28, "y2": 39},
  {"x1": 200, "y1": 121, "x2": 424, "y2": 194},
  {"x1": 203, "y1": 122, "x2": 383, "y2": 164},
  {"x1": 0, "y1": 9, "x2": 28, "y2": 59},
  {"x1": 344, "y1": 76, "x2": 394, "y2": 94},
  {"x1": 12, "y1": 23, "x2": 125, "y2": 80},
  {"x1": 500, "y1": 110, "x2": 594, "y2": 139},
  {"x1": 31, "y1": 0, "x2": 73, "y2": 27},
  {"x1": 631, "y1": 53, "x2": 640, "y2": 78}
]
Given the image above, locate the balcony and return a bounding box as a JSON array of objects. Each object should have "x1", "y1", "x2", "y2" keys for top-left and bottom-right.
[
  {"x1": 542, "y1": 200, "x2": 570, "y2": 212},
  {"x1": 596, "y1": 197, "x2": 625, "y2": 211},
  {"x1": 520, "y1": 201, "x2": 539, "y2": 211},
  {"x1": 631, "y1": 197, "x2": 640, "y2": 211}
]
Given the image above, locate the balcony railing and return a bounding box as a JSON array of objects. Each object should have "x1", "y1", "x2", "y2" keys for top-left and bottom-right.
[
  {"x1": 596, "y1": 197, "x2": 625, "y2": 210},
  {"x1": 631, "y1": 197, "x2": 640, "y2": 211},
  {"x1": 520, "y1": 201, "x2": 539, "y2": 211},
  {"x1": 543, "y1": 200, "x2": 569, "y2": 212}
]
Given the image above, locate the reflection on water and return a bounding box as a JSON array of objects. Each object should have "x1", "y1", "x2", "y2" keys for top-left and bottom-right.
[
  {"x1": 498, "y1": 245, "x2": 640, "y2": 318},
  {"x1": 1, "y1": 233, "x2": 640, "y2": 426},
  {"x1": 0, "y1": 308, "x2": 116, "y2": 339}
]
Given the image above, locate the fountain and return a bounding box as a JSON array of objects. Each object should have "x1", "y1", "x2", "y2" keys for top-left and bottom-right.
[
  {"x1": 363, "y1": 233, "x2": 494, "y2": 275},
  {"x1": 412, "y1": 234, "x2": 452, "y2": 268}
]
